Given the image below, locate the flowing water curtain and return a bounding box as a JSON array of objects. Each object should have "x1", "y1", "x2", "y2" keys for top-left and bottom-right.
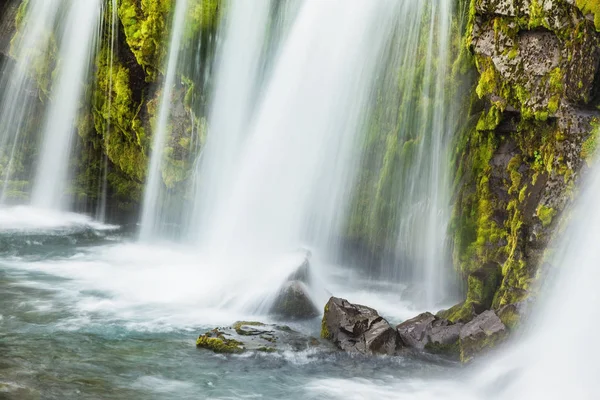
[
  {"x1": 96, "y1": 0, "x2": 119, "y2": 222},
  {"x1": 0, "y1": 0, "x2": 64, "y2": 205},
  {"x1": 187, "y1": 0, "x2": 403, "y2": 265},
  {"x1": 183, "y1": 0, "x2": 279, "y2": 244},
  {"x1": 342, "y1": 0, "x2": 457, "y2": 308},
  {"x1": 138, "y1": 0, "x2": 192, "y2": 241},
  {"x1": 30, "y1": 0, "x2": 104, "y2": 211}
]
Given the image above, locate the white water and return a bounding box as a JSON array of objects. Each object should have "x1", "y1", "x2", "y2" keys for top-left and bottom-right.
[
  {"x1": 185, "y1": 1, "x2": 401, "y2": 308},
  {"x1": 31, "y1": 0, "x2": 102, "y2": 210},
  {"x1": 139, "y1": 0, "x2": 190, "y2": 240},
  {"x1": 0, "y1": 0, "x2": 62, "y2": 203},
  {"x1": 185, "y1": 0, "x2": 274, "y2": 243}
]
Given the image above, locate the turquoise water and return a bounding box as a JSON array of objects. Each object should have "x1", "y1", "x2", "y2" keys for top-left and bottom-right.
[{"x1": 0, "y1": 224, "x2": 474, "y2": 400}]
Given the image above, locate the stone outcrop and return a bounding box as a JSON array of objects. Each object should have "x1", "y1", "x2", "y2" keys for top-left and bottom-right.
[
  {"x1": 321, "y1": 297, "x2": 401, "y2": 356},
  {"x1": 459, "y1": 310, "x2": 508, "y2": 362},
  {"x1": 450, "y1": 0, "x2": 600, "y2": 332},
  {"x1": 396, "y1": 312, "x2": 463, "y2": 357}
]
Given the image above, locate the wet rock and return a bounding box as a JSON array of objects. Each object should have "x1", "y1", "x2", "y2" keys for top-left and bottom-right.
[
  {"x1": 196, "y1": 321, "x2": 325, "y2": 354},
  {"x1": 459, "y1": 310, "x2": 508, "y2": 362},
  {"x1": 321, "y1": 297, "x2": 401, "y2": 355},
  {"x1": 270, "y1": 280, "x2": 320, "y2": 319},
  {"x1": 396, "y1": 312, "x2": 436, "y2": 349},
  {"x1": 497, "y1": 300, "x2": 530, "y2": 330},
  {"x1": 396, "y1": 312, "x2": 463, "y2": 356}
]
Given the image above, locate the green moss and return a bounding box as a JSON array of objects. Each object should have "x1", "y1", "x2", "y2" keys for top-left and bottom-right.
[
  {"x1": 536, "y1": 205, "x2": 557, "y2": 227},
  {"x1": 118, "y1": 0, "x2": 174, "y2": 81},
  {"x1": 576, "y1": 0, "x2": 600, "y2": 31},
  {"x1": 581, "y1": 128, "x2": 599, "y2": 166},
  {"x1": 93, "y1": 46, "x2": 147, "y2": 186},
  {"x1": 196, "y1": 330, "x2": 244, "y2": 354},
  {"x1": 320, "y1": 302, "x2": 332, "y2": 340}
]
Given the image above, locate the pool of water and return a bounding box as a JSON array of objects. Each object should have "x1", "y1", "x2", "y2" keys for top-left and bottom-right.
[{"x1": 0, "y1": 213, "x2": 494, "y2": 400}]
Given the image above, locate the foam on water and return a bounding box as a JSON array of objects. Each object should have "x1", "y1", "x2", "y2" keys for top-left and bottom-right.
[{"x1": 0, "y1": 206, "x2": 118, "y2": 232}]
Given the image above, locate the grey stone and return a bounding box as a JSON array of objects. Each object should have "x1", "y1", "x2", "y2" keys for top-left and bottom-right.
[
  {"x1": 459, "y1": 310, "x2": 508, "y2": 362},
  {"x1": 321, "y1": 297, "x2": 401, "y2": 355}
]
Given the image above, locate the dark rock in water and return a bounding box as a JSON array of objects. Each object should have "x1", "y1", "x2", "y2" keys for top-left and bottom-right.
[
  {"x1": 321, "y1": 297, "x2": 401, "y2": 355},
  {"x1": 270, "y1": 280, "x2": 320, "y2": 319},
  {"x1": 196, "y1": 321, "x2": 326, "y2": 354},
  {"x1": 270, "y1": 250, "x2": 320, "y2": 320},
  {"x1": 459, "y1": 310, "x2": 508, "y2": 362},
  {"x1": 396, "y1": 312, "x2": 463, "y2": 356}
]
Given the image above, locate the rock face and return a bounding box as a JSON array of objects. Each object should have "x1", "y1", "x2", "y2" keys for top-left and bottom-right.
[
  {"x1": 396, "y1": 312, "x2": 463, "y2": 356},
  {"x1": 196, "y1": 321, "x2": 325, "y2": 354},
  {"x1": 459, "y1": 310, "x2": 508, "y2": 362},
  {"x1": 321, "y1": 297, "x2": 401, "y2": 355},
  {"x1": 450, "y1": 0, "x2": 600, "y2": 331}
]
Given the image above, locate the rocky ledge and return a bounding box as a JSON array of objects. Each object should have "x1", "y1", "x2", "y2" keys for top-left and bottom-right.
[{"x1": 321, "y1": 297, "x2": 509, "y2": 362}]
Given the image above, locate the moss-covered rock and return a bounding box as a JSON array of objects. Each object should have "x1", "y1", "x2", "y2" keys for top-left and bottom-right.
[{"x1": 196, "y1": 322, "x2": 326, "y2": 354}]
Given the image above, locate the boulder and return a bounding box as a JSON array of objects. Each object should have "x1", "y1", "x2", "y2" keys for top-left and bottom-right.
[
  {"x1": 196, "y1": 321, "x2": 325, "y2": 354},
  {"x1": 459, "y1": 310, "x2": 508, "y2": 362},
  {"x1": 321, "y1": 297, "x2": 401, "y2": 355},
  {"x1": 270, "y1": 280, "x2": 320, "y2": 319},
  {"x1": 396, "y1": 312, "x2": 436, "y2": 349},
  {"x1": 396, "y1": 312, "x2": 463, "y2": 356}
]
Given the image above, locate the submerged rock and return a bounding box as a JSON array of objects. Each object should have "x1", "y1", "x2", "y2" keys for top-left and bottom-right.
[
  {"x1": 196, "y1": 321, "x2": 324, "y2": 354},
  {"x1": 396, "y1": 312, "x2": 463, "y2": 356},
  {"x1": 321, "y1": 297, "x2": 401, "y2": 355},
  {"x1": 459, "y1": 310, "x2": 508, "y2": 362},
  {"x1": 270, "y1": 280, "x2": 320, "y2": 319}
]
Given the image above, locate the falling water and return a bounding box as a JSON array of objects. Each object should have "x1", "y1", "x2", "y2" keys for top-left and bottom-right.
[
  {"x1": 96, "y1": 0, "x2": 119, "y2": 222},
  {"x1": 345, "y1": 0, "x2": 457, "y2": 308},
  {"x1": 30, "y1": 0, "x2": 103, "y2": 210},
  {"x1": 0, "y1": 0, "x2": 62, "y2": 204},
  {"x1": 175, "y1": 0, "x2": 403, "y2": 312},
  {"x1": 184, "y1": 0, "x2": 274, "y2": 243},
  {"x1": 139, "y1": 0, "x2": 190, "y2": 240}
]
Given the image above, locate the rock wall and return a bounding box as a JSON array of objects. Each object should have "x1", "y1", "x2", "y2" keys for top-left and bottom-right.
[{"x1": 445, "y1": 0, "x2": 600, "y2": 325}]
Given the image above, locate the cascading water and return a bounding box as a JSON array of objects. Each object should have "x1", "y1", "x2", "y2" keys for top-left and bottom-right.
[
  {"x1": 96, "y1": 0, "x2": 118, "y2": 223},
  {"x1": 0, "y1": 0, "x2": 62, "y2": 205},
  {"x1": 184, "y1": 0, "x2": 275, "y2": 243},
  {"x1": 30, "y1": 0, "x2": 102, "y2": 211},
  {"x1": 343, "y1": 0, "x2": 458, "y2": 308},
  {"x1": 178, "y1": 0, "x2": 404, "y2": 313},
  {"x1": 139, "y1": 0, "x2": 190, "y2": 240}
]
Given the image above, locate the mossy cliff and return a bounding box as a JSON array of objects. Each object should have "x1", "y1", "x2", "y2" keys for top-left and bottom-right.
[
  {"x1": 0, "y1": 0, "x2": 221, "y2": 218},
  {"x1": 444, "y1": 0, "x2": 600, "y2": 324}
]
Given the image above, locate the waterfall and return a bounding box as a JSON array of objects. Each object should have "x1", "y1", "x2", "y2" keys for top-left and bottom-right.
[
  {"x1": 96, "y1": 0, "x2": 119, "y2": 222},
  {"x1": 185, "y1": 0, "x2": 275, "y2": 243},
  {"x1": 344, "y1": 0, "x2": 457, "y2": 308},
  {"x1": 30, "y1": 0, "x2": 103, "y2": 210},
  {"x1": 0, "y1": 0, "x2": 63, "y2": 205},
  {"x1": 139, "y1": 0, "x2": 190, "y2": 240},
  {"x1": 173, "y1": 0, "x2": 403, "y2": 311}
]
